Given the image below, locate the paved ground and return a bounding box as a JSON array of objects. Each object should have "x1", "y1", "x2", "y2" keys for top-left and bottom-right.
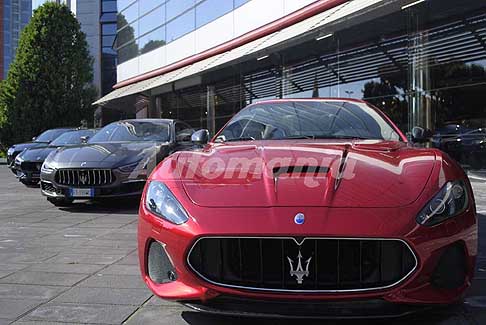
[{"x1": 1, "y1": 165, "x2": 486, "y2": 324}]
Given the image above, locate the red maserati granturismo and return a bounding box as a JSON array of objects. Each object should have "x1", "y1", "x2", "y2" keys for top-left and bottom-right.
[{"x1": 138, "y1": 99, "x2": 477, "y2": 318}]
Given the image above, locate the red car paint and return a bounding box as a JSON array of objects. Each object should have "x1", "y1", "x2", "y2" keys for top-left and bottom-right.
[{"x1": 138, "y1": 99, "x2": 477, "y2": 309}]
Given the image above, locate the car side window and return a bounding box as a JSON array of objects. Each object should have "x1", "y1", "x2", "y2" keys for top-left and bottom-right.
[{"x1": 175, "y1": 122, "x2": 195, "y2": 142}]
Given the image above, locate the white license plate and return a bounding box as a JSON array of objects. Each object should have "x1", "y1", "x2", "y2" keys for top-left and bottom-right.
[{"x1": 69, "y1": 188, "x2": 94, "y2": 198}]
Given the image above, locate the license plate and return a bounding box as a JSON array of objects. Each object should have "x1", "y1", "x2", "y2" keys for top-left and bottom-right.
[{"x1": 69, "y1": 188, "x2": 94, "y2": 198}]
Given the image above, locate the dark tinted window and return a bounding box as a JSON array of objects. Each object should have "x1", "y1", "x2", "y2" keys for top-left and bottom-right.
[
  {"x1": 219, "y1": 101, "x2": 401, "y2": 141},
  {"x1": 89, "y1": 121, "x2": 170, "y2": 143},
  {"x1": 50, "y1": 130, "x2": 97, "y2": 146},
  {"x1": 35, "y1": 129, "x2": 72, "y2": 143}
]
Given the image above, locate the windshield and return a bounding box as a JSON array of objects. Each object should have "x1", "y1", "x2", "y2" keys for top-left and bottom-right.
[
  {"x1": 50, "y1": 130, "x2": 96, "y2": 146},
  {"x1": 218, "y1": 101, "x2": 401, "y2": 142},
  {"x1": 88, "y1": 121, "x2": 170, "y2": 143},
  {"x1": 35, "y1": 129, "x2": 71, "y2": 143}
]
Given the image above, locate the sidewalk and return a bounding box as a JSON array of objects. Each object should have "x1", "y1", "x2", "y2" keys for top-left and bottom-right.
[{"x1": 0, "y1": 158, "x2": 6, "y2": 165}]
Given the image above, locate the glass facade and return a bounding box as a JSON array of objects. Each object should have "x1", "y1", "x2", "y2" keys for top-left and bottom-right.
[
  {"x1": 3, "y1": 0, "x2": 32, "y2": 79},
  {"x1": 116, "y1": 0, "x2": 250, "y2": 64},
  {"x1": 101, "y1": 0, "x2": 118, "y2": 96},
  {"x1": 147, "y1": 0, "x2": 486, "y2": 173}
]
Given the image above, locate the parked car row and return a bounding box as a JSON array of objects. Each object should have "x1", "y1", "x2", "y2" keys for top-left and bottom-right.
[
  {"x1": 7, "y1": 119, "x2": 195, "y2": 206},
  {"x1": 5, "y1": 99, "x2": 478, "y2": 319}
]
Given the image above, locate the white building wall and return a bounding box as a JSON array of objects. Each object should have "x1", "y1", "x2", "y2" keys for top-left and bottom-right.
[{"x1": 117, "y1": 0, "x2": 317, "y2": 83}]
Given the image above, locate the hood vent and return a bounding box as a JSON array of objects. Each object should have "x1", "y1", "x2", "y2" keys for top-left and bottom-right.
[{"x1": 272, "y1": 166, "x2": 329, "y2": 178}]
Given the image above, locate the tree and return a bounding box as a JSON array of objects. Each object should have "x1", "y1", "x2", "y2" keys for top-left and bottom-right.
[
  {"x1": 0, "y1": 3, "x2": 96, "y2": 146},
  {"x1": 141, "y1": 40, "x2": 166, "y2": 55}
]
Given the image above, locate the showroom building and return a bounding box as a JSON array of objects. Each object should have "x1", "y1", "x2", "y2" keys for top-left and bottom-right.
[{"x1": 96, "y1": 0, "x2": 486, "y2": 169}]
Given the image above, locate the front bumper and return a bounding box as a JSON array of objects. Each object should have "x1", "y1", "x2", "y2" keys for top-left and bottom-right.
[
  {"x1": 40, "y1": 169, "x2": 147, "y2": 199},
  {"x1": 138, "y1": 195, "x2": 477, "y2": 311}
]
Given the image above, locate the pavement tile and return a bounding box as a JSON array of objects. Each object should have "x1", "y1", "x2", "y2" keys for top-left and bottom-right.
[
  {"x1": 0, "y1": 271, "x2": 89, "y2": 286},
  {"x1": 23, "y1": 303, "x2": 137, "y2": 324},
  {"x1": 145, "y1": 295, "x2": 182, "y2": 308},
  {"x1": 78, "y1": 274, "x2": 146, "y2": 289},
  {"x1": 0, "y1": 284, "x2": 67, "y2": 300},
  {"x1": 98, "y1": 264, "x2": 141, "y2": 276},
  {"x1": 45, "y1": 253, "x2": 126, "y2": 265},
  {"x1": 0, "y1": 299, "x2": 43, "y2": 321},
  {"x1": 123, "y1": 307, "x2": 189, "y2": 325},
  {"x1": 51, "y1": 287, "x2": 152, "y2": 305},
  {"x1": 25, "y1": 263, "x2": 104, "y2": 274}
]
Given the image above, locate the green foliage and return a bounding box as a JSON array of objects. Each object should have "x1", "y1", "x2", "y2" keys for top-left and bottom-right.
[{"x1": 0, "y1": 2, "x2": 96, "y2": 146}]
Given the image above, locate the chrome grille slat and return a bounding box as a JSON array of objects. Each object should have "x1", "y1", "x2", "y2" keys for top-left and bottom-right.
[
  {"x1": 55, "y1": 169, "x2": 115, "y2": 186},
  {"x1": 188, "y1": 237, "x2": 418, "y2": 293}
]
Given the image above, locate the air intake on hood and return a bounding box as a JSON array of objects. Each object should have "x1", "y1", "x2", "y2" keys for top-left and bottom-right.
[{"x1": 273, "y1": 166, "x2": 329, "y2": 178}]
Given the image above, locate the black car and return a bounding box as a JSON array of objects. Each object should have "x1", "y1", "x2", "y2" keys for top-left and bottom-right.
[
  {"x1": 14, "y1": 129, "x2": 98, "y2": 185},
  {"x1": 40, "y1": 119, "x2": 194, "y2": 206},
  {"x1": 7, "y1": 128, "x2": 75, "y2": 174}
]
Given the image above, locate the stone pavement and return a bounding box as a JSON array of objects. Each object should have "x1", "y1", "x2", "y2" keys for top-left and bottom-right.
[{"x1": 1, "y1": 164, "x2": 486, "y2": 324}]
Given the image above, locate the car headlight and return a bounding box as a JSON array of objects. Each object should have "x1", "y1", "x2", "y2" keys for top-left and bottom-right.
[
  {"x1": 118, "y1": 158, "x2": 150, "y2": 173},
  {"x1": 15, "y1": 154, "x2": 24, "y2": 164},
  {"x1": 41, "y1": 161, "x2": 55, "y2": 174},
  {"x1": 7, "y1": 147, "x2": 15, "y2": 156},
  {"x1": 416, "y1": 180, "x2": 469, "y2": 226},
  {"x1": 145, "y1": 181, "x2": 189, "y2": 225}
]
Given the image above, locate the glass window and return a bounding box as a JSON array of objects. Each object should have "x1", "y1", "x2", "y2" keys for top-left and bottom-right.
[
  {"x1": 119, "y1": 1, "x2": 138, "y2": 24},
  {"x1": 102, "y1": 23, "x2": 117, "y2": 36},
  {"x1": 140, "y1": 0, "x2": 163, "y2": 16},
  {"x1": 89, "y1": 121, "x2": 170, "y2": 143},
  {"x1": 166, "y1": 9, "x2": 195, "y2": 42},
  {"x1": 167, "y1": 0, "x2": 195, "y2": 21},
  {"x1": 139, "y1": 26, "x2": 166, "y2": 54},
  {"x1": 102, "y1": 0, "x2": 117, "y2": 12},
  {"x1": 118, "y1": 0, "x2": 136, "y2": 12},
  {"x1": 196, "y1": 0, "x2": 233, "y2": 28},
  {"x1": 139, "y1": 4, "x2": 165, "y2": 36},
  {"x1": 118, "y1": 42, "x2": 139, "y2": 63},
  {"x1": 51, "y1": 130, "x2": 97, "y2": 146},
  {"x1": 219, "y1": 101, "x2": 401, "y2": 141},
  {"x1": 102, "y1": 35, "x2": 116, "y2": 48},
  {"x1": 36, "y1": 129, "x2": 73, "y2": 143},
  {"x1": 117, "y1": 23, "x2": 138, "y2": 48},
  {"x1": 234, "y1": 0, "x2": 249, "y2": 8}
]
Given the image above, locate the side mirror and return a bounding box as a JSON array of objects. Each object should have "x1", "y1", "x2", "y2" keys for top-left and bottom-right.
[
  {"x1": 191, "y1": 129, "x2": 209, "y2": 145},
  {"x1": 80, "y1": 136, "x2": 90, "y2": 144},
  {"x1": 411, "y1": 126, "x2": 432, "y2": 143}
]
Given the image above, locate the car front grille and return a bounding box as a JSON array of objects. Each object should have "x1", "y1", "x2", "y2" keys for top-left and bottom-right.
[
  {"x1": 55, "y1": 169, "x2": 115, "y2": 186},
  {"x1": 21, "y1": 162, "x2": 42, "y2": 172},
  {"x1": 188, "y1": 237, "x2": 417, "y2": 292}
]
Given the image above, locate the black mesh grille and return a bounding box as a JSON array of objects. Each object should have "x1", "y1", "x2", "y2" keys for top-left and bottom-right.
[
  {"x1": 188, "y1": 237, "x2": 416, "y2": 292},
  {"x1": 21, "y1": 162, "x2": 42, "y2": 171},
  {"x1": 55, "y1": 169, "x2": 114, "y2": 186}
]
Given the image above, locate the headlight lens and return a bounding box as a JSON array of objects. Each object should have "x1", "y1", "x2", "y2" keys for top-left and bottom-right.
[
  {"x1": 145, "y1": 181, "x2": 189, "y2": 225},
  {"x1": 416, "y1": 180, "x2": 469, "y2": 226},
  {"x1": 15, "y1": 154, "x2": 24, "y2": 164},
  {"x1": 7, "y1": 147, "x2": 15, "y2": 155},
  {"x1": 41, "y1": 161, "x2": 55, "y2": 174}
]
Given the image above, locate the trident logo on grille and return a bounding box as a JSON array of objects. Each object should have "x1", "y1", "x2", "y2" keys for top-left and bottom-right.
[
  {"x1": 287, "y1": 250, "x2": 312, "y2": 284},
  {"x1": 79, "y1": 173, "x2": 87, "y2": 185}
]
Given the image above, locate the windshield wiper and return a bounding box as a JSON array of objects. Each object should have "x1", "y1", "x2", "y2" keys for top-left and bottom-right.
[
  {"x1": 224, "y1": 136, "x2": 256, "y2": 142},
  {"x1": 313, "y1": 135, "x2": 379, "y2": 140},
  {"x1": 279, "y1": 135, "x2": 315, "y2": 139}
]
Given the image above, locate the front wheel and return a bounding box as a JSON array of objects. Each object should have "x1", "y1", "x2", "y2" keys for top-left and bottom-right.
[{"x1": 47, "y1": 197, "x2": 74, "y2": 207}]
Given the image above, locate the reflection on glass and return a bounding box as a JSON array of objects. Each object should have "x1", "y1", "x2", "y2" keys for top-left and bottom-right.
[
  {"x1": 119, "y1": 1, "x2": 138, "y2": 24},
  {"x1": 196, "y1": 0, "x2": 233, "y2": 28},
  {"x1": 166, "y1": 9, "x2": 195, "y2": 42},
  {"x1": 139, "y1": 5, "x2": 165, "y2": 36},
  {"x1": 118, "y1": 0, "x2": 137, "y2": 13},
  {"x1": 140, "y1": 0, "x2": 163, "y2": 16},
  {"x1": 166, "y1": 0, "x2": 195, "y2": 21},
  {"x1": 139, "y1": 26, "x2": 166, "y2": 55}
]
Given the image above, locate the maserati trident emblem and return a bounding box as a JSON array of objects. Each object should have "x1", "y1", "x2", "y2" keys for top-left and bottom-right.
[
  {"x1": 79, "y1": 173, "x2": 87, "y2": 185},
  {"x1": 287, "y1": 250, "x2": 312, "y2": 284},
  {"x1": 81, "y1": 162, "x2": 87, "y2": 167}
]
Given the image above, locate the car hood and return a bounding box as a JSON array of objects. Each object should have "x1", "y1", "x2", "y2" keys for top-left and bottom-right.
[
  {"x1": 48, "y1": 141, "x2": 168, "y2": 169},
  {"x1": 21, "y1": 146, "x2": 56, "y2": 162},
  {"x1": 174, "y1": 140, "x2": 437, "y2": 208},
  {"x1": 10, "y1": 142, "x2": 48, "y2": 154}
]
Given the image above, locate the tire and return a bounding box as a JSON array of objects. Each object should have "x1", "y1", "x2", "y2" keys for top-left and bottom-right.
[{"x1": 47, "y1": 197, "x2": 74, "y2": 207}]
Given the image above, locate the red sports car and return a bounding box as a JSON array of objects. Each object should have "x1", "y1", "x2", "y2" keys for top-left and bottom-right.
[{"x1": 138, "y1": 99, "x2": 477, "y2": 318}]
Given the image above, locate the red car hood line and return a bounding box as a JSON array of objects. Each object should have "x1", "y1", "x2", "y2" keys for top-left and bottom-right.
[{"x1": 162, "y1": 141, "x2": 437, "y2": 208}]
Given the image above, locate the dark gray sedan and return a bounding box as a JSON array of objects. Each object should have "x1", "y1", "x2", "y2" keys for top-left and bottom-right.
[{"x1": 40, "y1": 119, "x2": 194, "y2": 206}]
